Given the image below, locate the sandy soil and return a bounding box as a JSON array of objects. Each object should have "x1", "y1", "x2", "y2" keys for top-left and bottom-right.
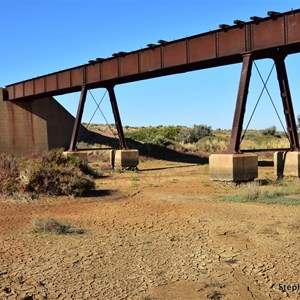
[{"x1": 0, "y1": 159, "x2": 300, "y2": 300}]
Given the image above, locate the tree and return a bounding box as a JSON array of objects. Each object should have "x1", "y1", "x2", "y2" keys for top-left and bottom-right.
[{"x1": 190, "y1": 124, "x2": 212, "y2": 142}]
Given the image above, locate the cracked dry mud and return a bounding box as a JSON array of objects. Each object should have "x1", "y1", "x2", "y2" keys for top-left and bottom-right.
[{"x1": 0, "y1": 160, "x2": 300, "y2": 299}]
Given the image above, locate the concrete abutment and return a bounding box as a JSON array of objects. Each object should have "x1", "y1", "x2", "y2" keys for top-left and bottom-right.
[{"x1": 0, "y1": 88, "x2": 87, "y2": 155}]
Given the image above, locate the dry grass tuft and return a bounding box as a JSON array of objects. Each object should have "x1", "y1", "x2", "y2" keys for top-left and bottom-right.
[{"x1": 31, "y1": 216, "x2": 85, "y2": 235}]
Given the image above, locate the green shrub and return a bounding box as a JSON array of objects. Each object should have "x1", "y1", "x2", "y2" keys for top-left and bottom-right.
[
  {"x1": 262, "y1": 125, "x2": 277, "y2": 136},
  {"x1": 0, "y1": 149, "x2": 95, "y2": 198},
  {"x1": 125, "y1": 126, "x2": 182, "y2": 147},
  {"x1": 175, "y1": 127, "x2": 191, "y2": 144},
  {"x1": 176, "y1": 125, "x2": 211, "y2": 144},
  {"x1": 158, "y1": 126, "x2": 183, "y2": 141},
  {"x1": 190, "y1": 124, "x2": 212, "y2": 142},
  {"x1": 125, "y1": 124, "x2": 212, "y2": 147},
  {"x1": 126, "y1": 127, "x2": 156, "y2": 142}
]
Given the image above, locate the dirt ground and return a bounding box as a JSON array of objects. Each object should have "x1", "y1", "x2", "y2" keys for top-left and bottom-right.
[{"x1": 0, "y1": 159, "x2": 300, "y2": 300}]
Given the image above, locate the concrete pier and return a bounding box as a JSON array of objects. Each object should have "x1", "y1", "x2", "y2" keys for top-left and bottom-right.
[
  {"x1": 110, "y1": 149, "x2": 139, "y2": 170},
  {"x1": 274, "y1": 151, "x2": 300, "y2": 177},
  {"x1": 209, "y1": 153, "x2": 258, "y2": 181}
]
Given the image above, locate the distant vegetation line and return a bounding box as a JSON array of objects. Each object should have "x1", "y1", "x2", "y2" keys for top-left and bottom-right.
[{"x1": 82, "y1": 123, "x2": 298, "y2": 154}]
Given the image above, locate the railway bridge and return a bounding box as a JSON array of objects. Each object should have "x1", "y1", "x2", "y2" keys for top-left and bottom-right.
[{"x1": 2, "y1": 9, "x2": 300, "y2": 180}]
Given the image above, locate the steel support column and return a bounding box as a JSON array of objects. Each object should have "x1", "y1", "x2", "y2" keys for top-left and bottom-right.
[
  {"x1": 273, "y1": 51, "x2": 300, "y2": 151},
  {"x1": 228, "y1": 53, "x2": 253, "y2": 153},
  {"x1": 68, "y1": 85, "x2": 87, "y2": 151},
  {"x1": 107, "y1": 86, "x2": 127, "y2": 149}
]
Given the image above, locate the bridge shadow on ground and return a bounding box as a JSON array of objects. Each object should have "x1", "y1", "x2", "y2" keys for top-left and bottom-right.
[
  {"x1": 82, "y1": 189, "x2": 114, "y2": 198},
  {"x1": 82, "y1": 131, "x2": 208, "y2": 164},
  {"x1": 258, "y1": 160, "x2": 274, "y2": 167},
  {"x1": 138, "y1": 164, "x2": 200, "y2": 172}
]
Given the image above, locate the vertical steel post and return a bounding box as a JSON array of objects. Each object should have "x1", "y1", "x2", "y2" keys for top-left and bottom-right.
[
  {"x1": 107, "y1": 85, "x2": 127, "y2": 149},
  {"x1": 228, "y1": 53, "x2": 253, "y2": 153},
  {"x1": 273, "y1": 51, "x2": 300, "y2": 151},
  {"x1": 68, "y1": 85, "x2": 87, "y2": 151}
]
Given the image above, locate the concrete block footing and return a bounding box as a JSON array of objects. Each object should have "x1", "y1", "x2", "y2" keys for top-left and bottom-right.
[
  {"x1": 274, "y1": 151, "x2": 300, "y2": 177},
  {"x1": 209, "y1": 153, "x2": 258, "y2": 182},
  {"x1": 110, "y1": 149, "x2": 139, "y2": 170}
]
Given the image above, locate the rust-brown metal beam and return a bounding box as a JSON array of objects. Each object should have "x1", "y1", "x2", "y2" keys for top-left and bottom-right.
[
  {"x1": 68, "y1": 85, "x2": 87, "y2": 151},
  {"x1": 228, "y1": 53, "x2": 253, "y2": 153},
  {"x1": 107, "y1": 85, "x2": 128, "y2": 150},
  {"x1": 273, "y1": 50, "x2": 300, "y2": 151},
  {"x1": 5, "y1": 8, "x2": 300, "y2": 101}
]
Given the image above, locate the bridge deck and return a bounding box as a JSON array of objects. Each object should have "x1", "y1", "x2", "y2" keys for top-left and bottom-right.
[{"x1": 5, "y1": 9, "x2": 300, "y2": 101}]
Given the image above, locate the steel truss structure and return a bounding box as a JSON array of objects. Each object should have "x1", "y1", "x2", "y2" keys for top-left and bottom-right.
[{"x1": 4, "y1": 9, "x2": 300, "y2": 152}]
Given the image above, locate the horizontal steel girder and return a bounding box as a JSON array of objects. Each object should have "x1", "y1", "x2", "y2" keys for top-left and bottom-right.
[{"x1": 5, "y1": 8, "x2": 300, "y2": 101}]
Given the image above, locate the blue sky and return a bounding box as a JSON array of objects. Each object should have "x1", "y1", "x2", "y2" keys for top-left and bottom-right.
[{"x1": 1, "y1": 0, "x2": 300, "y2": 130}]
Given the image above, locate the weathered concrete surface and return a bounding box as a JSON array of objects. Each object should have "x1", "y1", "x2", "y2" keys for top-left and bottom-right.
[
  {"x1": 274, "y1": 151, "x2": 300, "y2": 177},
  {"x1": 274, "y1": 151, "x2": 285, "y2": 178},
  {"x1": 209, "y1": 153, "x2": 258, "y2": 181},
  {"x1": 111, "y1": 149, "x2": 139, "y2": 170},
  {"x1": 0, "y1": 88, "x2": 88, "y2": 155}
]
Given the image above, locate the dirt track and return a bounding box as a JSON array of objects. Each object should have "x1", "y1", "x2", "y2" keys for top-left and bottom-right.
[{"x1": 0, "y1": 160, "x2": 300, "y2": 300}]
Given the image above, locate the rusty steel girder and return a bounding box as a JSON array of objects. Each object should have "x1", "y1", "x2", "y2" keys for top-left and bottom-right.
[{"x1": 4, "y1": 8, "x2": 300, "y2": 101}]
